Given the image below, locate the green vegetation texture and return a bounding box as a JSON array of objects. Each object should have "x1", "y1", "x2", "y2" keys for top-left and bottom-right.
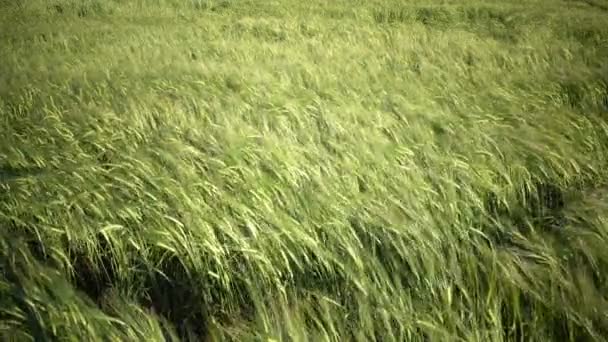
[{"x1": 1, "y1": 0, "x2": 608, "y2": 341}]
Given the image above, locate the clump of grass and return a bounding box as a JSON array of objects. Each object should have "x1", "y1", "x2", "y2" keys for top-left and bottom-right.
[{"x1": 2, "y1": 0, "x2": 608, "y2": 340}]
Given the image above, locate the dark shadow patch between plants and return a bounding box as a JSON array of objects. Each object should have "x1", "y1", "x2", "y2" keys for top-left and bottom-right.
[
  {"x1": 139, "y1": 250, "x2": 259, "y2": 342},
  {"x1": 0, "y1": 164, "x2": 46, "y2": 184},
  {"x1": 483, "y1": 181, "x2": 567, "y2": 247},
  {"x1": 67, "y1": 234, "x2": 118, "y2": 306},
  {"x1": 481, "y1": 180, "x2": 608, "y2": 341},
  {"x1": 141, "y1": 256, "x2": 210, "y2": 342}
]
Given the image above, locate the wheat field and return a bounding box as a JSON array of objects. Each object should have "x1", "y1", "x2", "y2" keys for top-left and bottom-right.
[{"x1": 1, "y1": 0, "x2": 608, "y2": 341}]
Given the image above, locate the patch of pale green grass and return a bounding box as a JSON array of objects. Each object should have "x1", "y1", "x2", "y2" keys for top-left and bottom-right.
[{"x1": 1, "y1": 0, "x2": 608, "y2": 340}]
